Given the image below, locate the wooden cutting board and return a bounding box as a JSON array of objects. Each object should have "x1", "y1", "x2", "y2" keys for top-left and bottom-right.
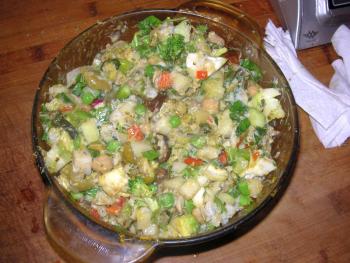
[{"x1": 0, "y1": 0, "x2": 349, "y2": 262}]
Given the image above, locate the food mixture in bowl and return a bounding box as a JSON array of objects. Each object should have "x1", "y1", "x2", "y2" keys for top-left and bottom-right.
[{"x1": 39, "y1": 16, "x2": 286, "y2": 239}]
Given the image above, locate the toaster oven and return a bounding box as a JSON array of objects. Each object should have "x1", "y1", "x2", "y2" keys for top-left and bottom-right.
[{"x1": 269, "y1": 0, "x2": 350, "y2": 49}]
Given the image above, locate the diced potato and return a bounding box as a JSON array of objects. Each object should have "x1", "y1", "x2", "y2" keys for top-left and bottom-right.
[
  {"x1": 72, "y1": 150, "x2": 92, "y2": 175},
  {"x1": 130, "y1": 141, "x2": 153, "y2": 158},
  {"x1": 201, "y1": 98, "x2": 219, "y2": 114},
  {"x1": 171, "y1": 71, "x2": 192, "y2": 96},
  {"x1": 247, "y1": 178, "x2": 263, "y2": 198},
  {"x1": 154, "y1": 116, "x2": 172, "y2": 135},
  {"x1": 241, "y1": 157, "x2": 276, "y2": 179},
  {"x1": 48, "y1": 84, "x2": 67, "y2": 98},
  {"x1": 179, "y1": 178, "x2": 200, "y2": 199},
  {"x1": 218, "y1": 110, "x2": 234, "y2": 138},
  {"x1": 136, "y1": 207, "x2": 152, "y2": 230},
  {"x1": 202, "y1": 164, "x2": 228, "y2": 181},
  {"x1": 163, "y1": 177, "x2": 185, "y2": 190},
  {"x1": 193, "y1": 187, "x2": 205, "y2": 207},
  {"x1": 98, "y1": 166, "x2": 129, "y2": 196},
  {"x1": 45, "y1": 98, "x2": 63, "y2": 111},
  {"x1": 196, "y1": 146, "x2": 220, "y2": 160},
  {"x1": 193, "y1": 110, "x2": 210, "y2": 124}
]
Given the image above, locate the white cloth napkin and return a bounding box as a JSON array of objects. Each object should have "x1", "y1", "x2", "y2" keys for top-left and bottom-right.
[{"x1": 264, "y1": 20, "x2": 350, "y2": 148}]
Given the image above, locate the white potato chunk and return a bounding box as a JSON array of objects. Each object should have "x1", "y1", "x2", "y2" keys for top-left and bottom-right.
[
  {"x1": 202, "y1": 164, "x2": 228, "y2": 181},
  {"x1": 179, "y1": 178, "x2": 200, "y2": 199},
  {"x1": 72, "y1": 150, "x2": 92, "y2": 175},
  {"x1": 241, "y1": 157, "x2": 276, "y2": 179},
  {"x1": 98, "y1": 166, "x2": 129, "y2": 196}
]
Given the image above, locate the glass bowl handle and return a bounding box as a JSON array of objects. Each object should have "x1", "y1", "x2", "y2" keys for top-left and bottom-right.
[
  {"x1": 44, "y1": 188, "x2": 157, "y2": 262},
  {"x1": 177, "y1": 0, "x2": 263, "y2": 48}
]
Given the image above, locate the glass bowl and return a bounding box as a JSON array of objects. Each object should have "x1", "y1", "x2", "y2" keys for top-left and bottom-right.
[{"x1": 32, "y1": 1, "x2": 299, "y2": 262}]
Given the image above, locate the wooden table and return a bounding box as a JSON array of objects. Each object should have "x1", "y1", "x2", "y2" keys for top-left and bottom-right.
[{"x1": 1, "y1": 0, "x2": 349, "y2": 262}]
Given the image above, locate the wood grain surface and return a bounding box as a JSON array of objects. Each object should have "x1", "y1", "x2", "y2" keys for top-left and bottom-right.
[{"x1": 1, "y1": 0, "x2": 349, "y2": 262}]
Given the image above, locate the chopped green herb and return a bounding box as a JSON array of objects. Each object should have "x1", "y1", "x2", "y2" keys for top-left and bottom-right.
[
  {"x1": 157, "y1": 34, "x2": 185, "y2": 62},
  {"x1": 236, "y1": 117, "x2": 251, "y2": 135},
  {"x1": 143, "y1": 150, "x2": 160, "y2": 161},
  {"x1": 137, "y1": 15, "x2": 162, "y2": 33},
  {"x1": 240, "y1": 59, "x2": 262, "y2": 82},
  {"x1": 144, "y1": 64, "x2": 155, "y2": 78},
  {"x1": 229, "y1": 100, "x2": 247, "y2": 121}
]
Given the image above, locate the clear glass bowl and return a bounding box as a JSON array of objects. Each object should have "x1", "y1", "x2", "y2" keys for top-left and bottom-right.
[{"x1": 32, "y1": 1, "x2": 299, "y2": 262}]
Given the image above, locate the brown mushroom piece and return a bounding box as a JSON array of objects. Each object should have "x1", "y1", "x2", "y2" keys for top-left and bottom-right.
[
  {"x1": 155, "y1": 133, "x2": 171, "y2": 163},
  {"x1": 155, "y1": 167, "x2": 168, "y2": 181},
  {"x1": 144, "y1": 92, "x2": 167, "y2": 112}
]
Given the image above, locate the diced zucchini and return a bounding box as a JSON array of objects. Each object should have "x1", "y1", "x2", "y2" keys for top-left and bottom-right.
[
  {"x1": 202, "y1": 70, "x2": 224, "y2": 99},
  {"x1": 171, "y1": 214, "x2": 199, "y2": 237},
  {"x1": 174, "y1": 20, "x2": 191, "y2": 42},
  {"x1": 248, "y1": 108, "x2": 266, "y2": 128},
  {"x1": 80, "y1": 119, "x2": 99, "y2": 144}
]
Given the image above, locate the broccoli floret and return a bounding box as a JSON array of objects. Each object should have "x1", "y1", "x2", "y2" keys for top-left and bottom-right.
[{"x1": 128, "y1": 177, "x2": 157, "y2": 197}]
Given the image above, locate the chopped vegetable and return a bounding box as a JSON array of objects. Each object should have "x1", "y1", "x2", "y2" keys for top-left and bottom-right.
[
  {"x1": 116, "y1": 85, "x2": 131, "y2": 100},
  {"x1": 169, "y1": 115, "x2": 181, "y2": 128},
  {"x1": 157, "y1": 72, "x2": 172, "y2": 90},
  {"x1": 127, "y1": 125, "x2": 144, "y2": 141},
  {"x1": 196, "y1": 70, "x2": 208, "y2": 80},
  {"x1": 240, "y1": 59, "x2": 262, "y2": 82},
  {"x1": 106, "y1": 140, "x2": 121, "y2": 153},
  {"x1": 128, "y1": 177, "x2": 157, "y2": 197},
  {"x1": 135, "y1": 103, "x2": 147, "y2": 116},
  {"x1": 142, "y1": 150, "x2": 160, "y2": 161},
  {"x1": 157, "y1": 34, "x2": 185, "y2": 62},
  {"x1": 158, "y1": 192, "x2": 175, "y2": 209},
  {"x1": 41, "y1": 16, "x2": 285, "y2": 239},
  {"x1": 184, "y1": 157, "x2": 204, "y2": 166}
]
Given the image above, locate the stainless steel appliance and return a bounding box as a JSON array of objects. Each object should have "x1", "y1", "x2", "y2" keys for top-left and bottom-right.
[{"x1": 269, "y1": 0, "x2": 350, "y2": 49}]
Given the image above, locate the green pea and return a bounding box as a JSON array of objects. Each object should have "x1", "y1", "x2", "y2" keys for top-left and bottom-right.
[
  {"x1": 135, "y1": 103, "x2": 147, "y2": 116},
  {"x1": 81, "y1": 91, "x2": 94, "y2": 105},
  {"x1": 169, "y1": 115, "x2": 181, "y2": 128},
  {"x1": 116, "y1": 85, "x2": 131, "y2": 100}
]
